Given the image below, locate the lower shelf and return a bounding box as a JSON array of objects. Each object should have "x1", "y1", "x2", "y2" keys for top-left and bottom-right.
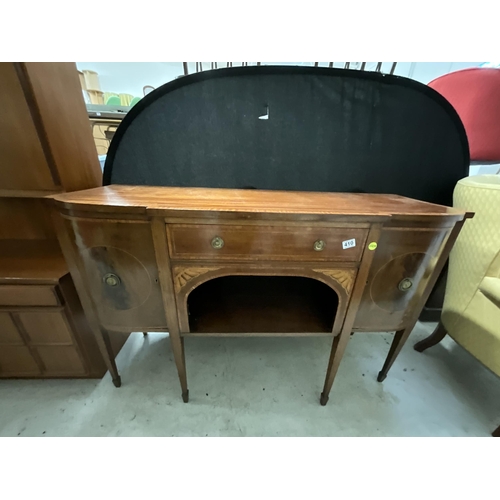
[{"x1": 187, "y1": 275, "x2": 338, "y2": 334}]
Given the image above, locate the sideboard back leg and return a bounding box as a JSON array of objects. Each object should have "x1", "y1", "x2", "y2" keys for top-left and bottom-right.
[
  {"x1": 414, "y1": 321, "x2": 447, "y2": 352},
  {"x1": 100, "y1": 328, "x2": 122, "y2": 387}
]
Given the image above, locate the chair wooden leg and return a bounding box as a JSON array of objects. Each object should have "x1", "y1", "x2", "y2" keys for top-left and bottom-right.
[
  {"x1": 414, "y1": 320, "x2": 447, "y2": 353},
  {"x1": 492, "y1": 425, "x2": 500, "y2": 437},
  {"x1": 377, "y1": 328, "x2": 412, "y2": 382}
]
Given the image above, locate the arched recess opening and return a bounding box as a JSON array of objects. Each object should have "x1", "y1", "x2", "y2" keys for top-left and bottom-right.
[{"x1": 187, "y1": 275, "x2": 339, "y2": 334}]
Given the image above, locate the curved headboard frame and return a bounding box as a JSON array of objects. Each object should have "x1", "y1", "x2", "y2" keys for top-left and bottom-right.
[{"x1": 103, "y1": 65, "x2": 469, "y2": 205}]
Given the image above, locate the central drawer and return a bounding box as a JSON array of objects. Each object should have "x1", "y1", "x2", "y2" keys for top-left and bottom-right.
[{"x1": 167, "y1": 224, "x2": 368, "y2": 261}]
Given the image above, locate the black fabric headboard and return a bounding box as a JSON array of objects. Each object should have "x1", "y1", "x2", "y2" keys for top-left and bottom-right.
[{"x1": 103, "y1": 65, "x2": 469, "y2": 206}]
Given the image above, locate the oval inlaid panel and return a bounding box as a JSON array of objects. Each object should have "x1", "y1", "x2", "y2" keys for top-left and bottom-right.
[
  {"x1": 370, "y1": 252, "x2": 428, "y2": 313},
  {"x1": 82, "y1": 246, "x2": 152, "y2": 311}
]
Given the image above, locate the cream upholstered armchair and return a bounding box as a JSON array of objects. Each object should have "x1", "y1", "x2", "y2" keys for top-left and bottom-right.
[{"x1": 414, "y1": 175, "x2": 500, "y2": 435}]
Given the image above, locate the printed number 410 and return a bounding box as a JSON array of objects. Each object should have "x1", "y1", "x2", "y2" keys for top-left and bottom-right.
[{"x1": 342, "y1": 239, "x2": 356, "y2": 249}]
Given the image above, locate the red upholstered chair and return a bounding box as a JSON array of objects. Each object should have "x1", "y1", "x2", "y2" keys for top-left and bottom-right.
[{"x1": 428, "y1": 68, "x2": 500, "y2": 163}]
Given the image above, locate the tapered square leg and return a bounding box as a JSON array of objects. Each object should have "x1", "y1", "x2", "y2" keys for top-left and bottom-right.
[
  {"x1": 98, "y1": 328, "x2": 121, "y2": 388},
  {"x1": 377, "y1": 328, "x2": 412, "y2": 382},
  {"x1": 170, "y1": 334, "x2": 189, "y2": 403},
  {"x1": 320, "y1": 330, "x2": 351, "y2": 406},
  {"x1": 151, "y1": 217, "x2": 189, "y2": 403}
]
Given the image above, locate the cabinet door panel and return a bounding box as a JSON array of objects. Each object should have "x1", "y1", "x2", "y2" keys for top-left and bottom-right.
[
  {"x1": 18, "y1": 311, "x2": 73, "y2": 344},
  {"x1": 0, "y1": 313, "x2": 24, "y2": 344},
  {"x1": 61, "y1": 217, "x2": 167, "y2": 331},
  {"x1": 36, "y1": 346, "x2": 86, "y2": 375},
  {"x1": 0, "y1": 346, "x2": 40, "y2": 376},
  {"x1": 354, "y1": 227, "x2": 450, "y2": 331}
]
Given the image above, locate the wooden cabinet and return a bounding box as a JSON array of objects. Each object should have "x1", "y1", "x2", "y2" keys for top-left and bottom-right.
[
  {"x1": 0, "y1": 63, "x2": 128, "y2": 379},
  {"x1": 0, "y1": 304, "x2": 87, "y2": 377},
  {"x1": 0, "y1": 247, "x2": 128, "y2": 378}
]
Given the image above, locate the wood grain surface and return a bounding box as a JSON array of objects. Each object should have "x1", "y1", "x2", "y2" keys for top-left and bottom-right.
[{"x1": 50, "y1": 185, "x2": 470, "y2": 218}]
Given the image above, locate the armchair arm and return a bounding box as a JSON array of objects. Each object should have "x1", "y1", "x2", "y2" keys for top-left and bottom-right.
[
  {"x1": 486, "y1": 248, "x2": 500, "y2": 278},
  {"x1": 476, "y1": 249, "x2": 500, "y2": 308},
  {"x1": 479, "y1": 277, "x2": 500, "y2": 308}
]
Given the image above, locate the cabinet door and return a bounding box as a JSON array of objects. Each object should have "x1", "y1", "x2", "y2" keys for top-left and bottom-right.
[
  {"x1": 354, "y1": 226, "x2": 450, "y2": 331},
  {"x1": 17, "y1": 310, "x2": 87, "y2": 376},
  {"x1": 0, "y1": 313, "x2": 40, "y2": 376},
  {"x1": 36, "y1": 346, "x2": 86, "y2": 376},
  {"x1": 61, "y1": 216, "x2": 167, "y2": 331},
  {"x1": 0, "y1": 312, "x2": 24, "y2": 344},
  {"x1": 0, "y1": 346, "x2": 40, "y2": 376},
  {"x1": 18, "y1": 310, "x2": 74, "y2": 344}
]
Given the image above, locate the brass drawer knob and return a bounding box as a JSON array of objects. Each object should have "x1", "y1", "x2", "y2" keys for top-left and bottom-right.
[
  {"x1": 398, "y1": 278, "x2": 413, "y2": 292},
  {"x1": 313, "y1": 240, "x2": 325, "y2": 251},
  {"x1": 211, "y1": 236, "x2": 224, "y2": 249},
  {"x1": 103, "y1": 273, "x2": 120, "y2": 287}
]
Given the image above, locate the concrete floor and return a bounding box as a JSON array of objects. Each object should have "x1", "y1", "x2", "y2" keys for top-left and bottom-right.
[{"x1": 1, "y1": 322, "x2": 499, "y2": 436}]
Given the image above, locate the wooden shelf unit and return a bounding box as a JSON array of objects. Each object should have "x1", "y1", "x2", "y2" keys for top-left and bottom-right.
[{"x1": 0, "y1": 63, "x2": 128, "y2": 379}]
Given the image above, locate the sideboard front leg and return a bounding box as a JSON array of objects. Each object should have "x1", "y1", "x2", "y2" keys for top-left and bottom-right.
[
  {"x1": 320, "y1": 222, "x2": 384, "y2": 405},
  {"x1": 377, "y1": 328, "x2": 409, "y2": 382},
  {"x1": 170, "y1": 333, "x2": 189, "y2": 402},
  {"x1": 151, "y1": 217, "x2": 190, "y2": 403},
  {"x1": 320, "y1": 330, "x2": 351, "y2": 406}
]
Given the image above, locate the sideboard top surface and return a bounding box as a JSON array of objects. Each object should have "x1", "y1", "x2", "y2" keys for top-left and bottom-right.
[{"x1": 50, "y1": 185, "x2": 470, "y2": 219}]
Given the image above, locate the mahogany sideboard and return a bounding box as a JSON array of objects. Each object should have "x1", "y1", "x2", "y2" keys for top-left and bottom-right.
[{"x1": 49, "y1": 185, "x2": 472, "y2": 404}]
